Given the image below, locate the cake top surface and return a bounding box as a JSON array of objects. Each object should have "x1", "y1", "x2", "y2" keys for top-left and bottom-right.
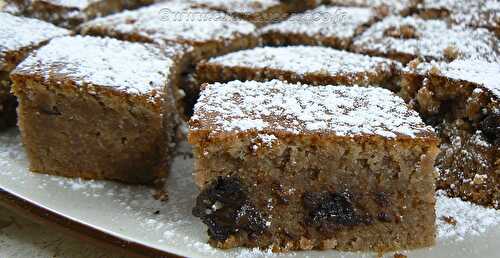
[
  {"x1": 409, "y1": 59, "x2": 500, "y2": 98},
  {"x1": 352, "y1": 16, "x2": 500, "y2": 63},
  {"x1": 261, "y1": 5, "x2": 376, "y2": 39},
  {"x1": 206, "y1": 45, "x2": 401, "y2": 77},
  {"x1": 187, "y1": 0, "x2": 281, "y2": 14},
  {"x1": 420, "y1": 0, "x2": 499, "y2": 27},
  {"x1": 31, "y1": 0, "x2": 100, "y2": 9},
  {"x1": 81, "y1": 2, "x2": 256, "y2": 44},
  {"x1": 327, "y1": 0, "x2": 414, "y2": 13},
  {"x1": 13, "y1": 36, "x2": 177, "y2": 97},
  {"x1": 191, "y1": 80, "x2": 434, "y2": 139},
  {"x1": 0, "y1": 12, "x2": 70, "y2": 70}
]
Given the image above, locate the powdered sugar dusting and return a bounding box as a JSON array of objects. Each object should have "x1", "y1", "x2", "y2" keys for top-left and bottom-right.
[
  {"x1": 261, "y1": 5, "x2": 376, "y2": 40},
  {"x1": 40, "y1": 0, "x2": 100, "y2": 9},
  {"x1": 13, "y1": 36, "x2": 176, "y2": 96},
  {"x1": 187, "y1": 0, "x2": 281, "y2": 14},
  {"x1": 207, "y1": 46, "x2": 401, "y2": 83},
  {"x1": 352, "y1": 16, "x2": 500, "y2": 63},
  {"x1": 80, "y1": 2, "x2": 256, "y2": 44},
  {"x1": 327, "y1": 0, "x2": 415, "y2": 14},
  {"x1": 419, "y1": 0, "x2": 499, "y2": 29},
  {"x1": 191, "y1": 80, "x2": 434, "y2": 138},
  {"x1": 0, "y1": 12, "x2": 70, "y2": 70},
  {"x1": 409, "y1": 59, "x2": 500, "y2": 98},
  {"x1": 436, "y1": 191, "x2": 500, "y2": 241}
]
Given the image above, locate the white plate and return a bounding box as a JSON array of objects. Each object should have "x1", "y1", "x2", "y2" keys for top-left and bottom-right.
[{"x1": 1, "y1": 129, "x2": 499, "y2": 258}]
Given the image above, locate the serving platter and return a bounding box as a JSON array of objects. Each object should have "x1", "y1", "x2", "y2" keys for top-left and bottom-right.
[{"x1": 1, "y1": 128, "x2": 499, "y2": 258}]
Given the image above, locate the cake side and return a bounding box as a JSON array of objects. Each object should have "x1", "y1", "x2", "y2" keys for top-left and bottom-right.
[
  {"x1": 196, "y1": 46, "x2": 402, "y2": 91},
  {"x1": 10, "y1": 36, "x2": 180, "y2": 184},
  {"x1": 401, "y1": 59, "x2": 500, "y2": 208},
  {"x1": 189, "y1": 80, "x2": 439, "y2": 251}
]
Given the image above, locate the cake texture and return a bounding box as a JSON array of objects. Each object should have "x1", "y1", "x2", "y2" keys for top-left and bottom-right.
[
  {"x1": 10, "y1": 36, "x2": 181, "y2": 184},
  {"x1": 416, "y1": 0, "x2": 500, "y2": 37},
  {"x1": 0, "y1": 12, "x2": 70, "y2": 130},
  {"x1": 189, "y1": 80, "x2": 439, "y2": 252},
  {"x1": 402, "y1": 59, "x2": 500, "y2": 209},
  {"x1": 3, "y1": 0, "x2": 153, "y2": 28},
  {"x1": 196, "y1": 46, "x2": 403, "y2": 91},
  {"x1": 352, "y1": 16, "x2": 500, "y2": 64},
  {"x1": 260, "y1": 5, "x2": 379, "y2": 49}
]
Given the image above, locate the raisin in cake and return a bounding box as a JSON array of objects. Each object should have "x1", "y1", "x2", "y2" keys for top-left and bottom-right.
[
  {"x1": 10, "y1": 36, "x2": 182, "y2": 184},
  {"x1": 189, "y1": 80, "x2": 439, "y2": 252}
]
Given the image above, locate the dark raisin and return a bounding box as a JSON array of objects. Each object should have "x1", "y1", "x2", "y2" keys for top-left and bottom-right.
[
  {"x1": 377, "y1": 212, "x2": 393, "y2": 222},
  {"x1": 374, "y1": 192, "x2": 391, "y2": 208},
  {"x1": 303, "y1": 191, "x2": 372, "y2": 231},
  {"x1": 481, "y1": 113, "x2": 499, "y2": 143},
  {"x1": 192, "y1": 177, "x2": 267, "y2": 241}
]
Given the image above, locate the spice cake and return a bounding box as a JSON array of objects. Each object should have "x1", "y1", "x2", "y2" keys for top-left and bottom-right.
[
  {"x1": 351, "y1": 16, "x2": 500, "y2": 64},
  {"x1": 416, "y1": 0, "x2": 500, "y2": 37},
  {"x1": 10, "y1": 36, "x2": 182, "y2": 184},
  {"x1": 186, "y1": 0, "x2": 316, "y2": 27},
  {"x1": 196, "y1": 46, "x2": 402, "y2": 91},
  {"x1": 79, "y1": 1, "x2": 258, "y2": 63},
  {"x1": 80, "y1": 1, "x2": 259, "y2": 115},
  {"x1": 189, "y1": 80, "x2": 439, "y2": 251},
  {"x1": 3, "y1": 0, "x2": 153, "y2": 29},
  {"x1": 0, "y1": 12, "x2": 70, "y2": 130},
  {"x1": 325, "y1": 0, "x2": 418, "y2": 15},
  {"x1": 402, "y1": 59, "x2": 500, "y2": 209},
  {"x1": 260, "y1": 5, "x2": 379, "y2": 49}
]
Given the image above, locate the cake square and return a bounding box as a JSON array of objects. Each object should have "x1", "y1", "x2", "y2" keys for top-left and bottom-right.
[
  {"x1": 80, "y1": 2, "x2": 258, "y2": 63},
  {"x1": 325, "y1": 0, "x2": 417, "y2": 15},
  {"x1": 0, "y1": 12, "x2": 70, "y2": 130},
  {"x1": 189, "y1": 80, "x2": 439, "y2": 251},
  {"x1": 351, "y1": 16, "x2": 500, "y2": 64},
  {"x1": 80, "y1": 2, "x2": 259, "y2": 115},
  {"x1": 186, "y1": 0, "x2": 316, "y2": 27},
  {"x1": 260, "y1": 5, "x2": 380, "y2": 49},
  {"x1": 401, "y1": 59, "x2": 500, "y2": 209},
  {"x1": 416, "y1": 0, "x2": 500, "y2": 37},
  {"x1": 196, "y1": 46, "x2": 403, "y2": 91},
  {"x1": 3, "y1": 0, "x2": 153, "y2": 28},
  {"x1": 10, "y1": 36, "x2": 182, "y2": 184}
]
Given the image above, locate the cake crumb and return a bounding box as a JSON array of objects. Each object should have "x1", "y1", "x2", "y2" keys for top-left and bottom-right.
[{"x1": 440, "y1": 216, "x2": 457, "y2": 226}]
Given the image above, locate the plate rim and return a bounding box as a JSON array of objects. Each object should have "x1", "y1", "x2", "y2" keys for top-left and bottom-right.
[{"x1": 0, "y1": 186, "x2": 182, "y2": 258}]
